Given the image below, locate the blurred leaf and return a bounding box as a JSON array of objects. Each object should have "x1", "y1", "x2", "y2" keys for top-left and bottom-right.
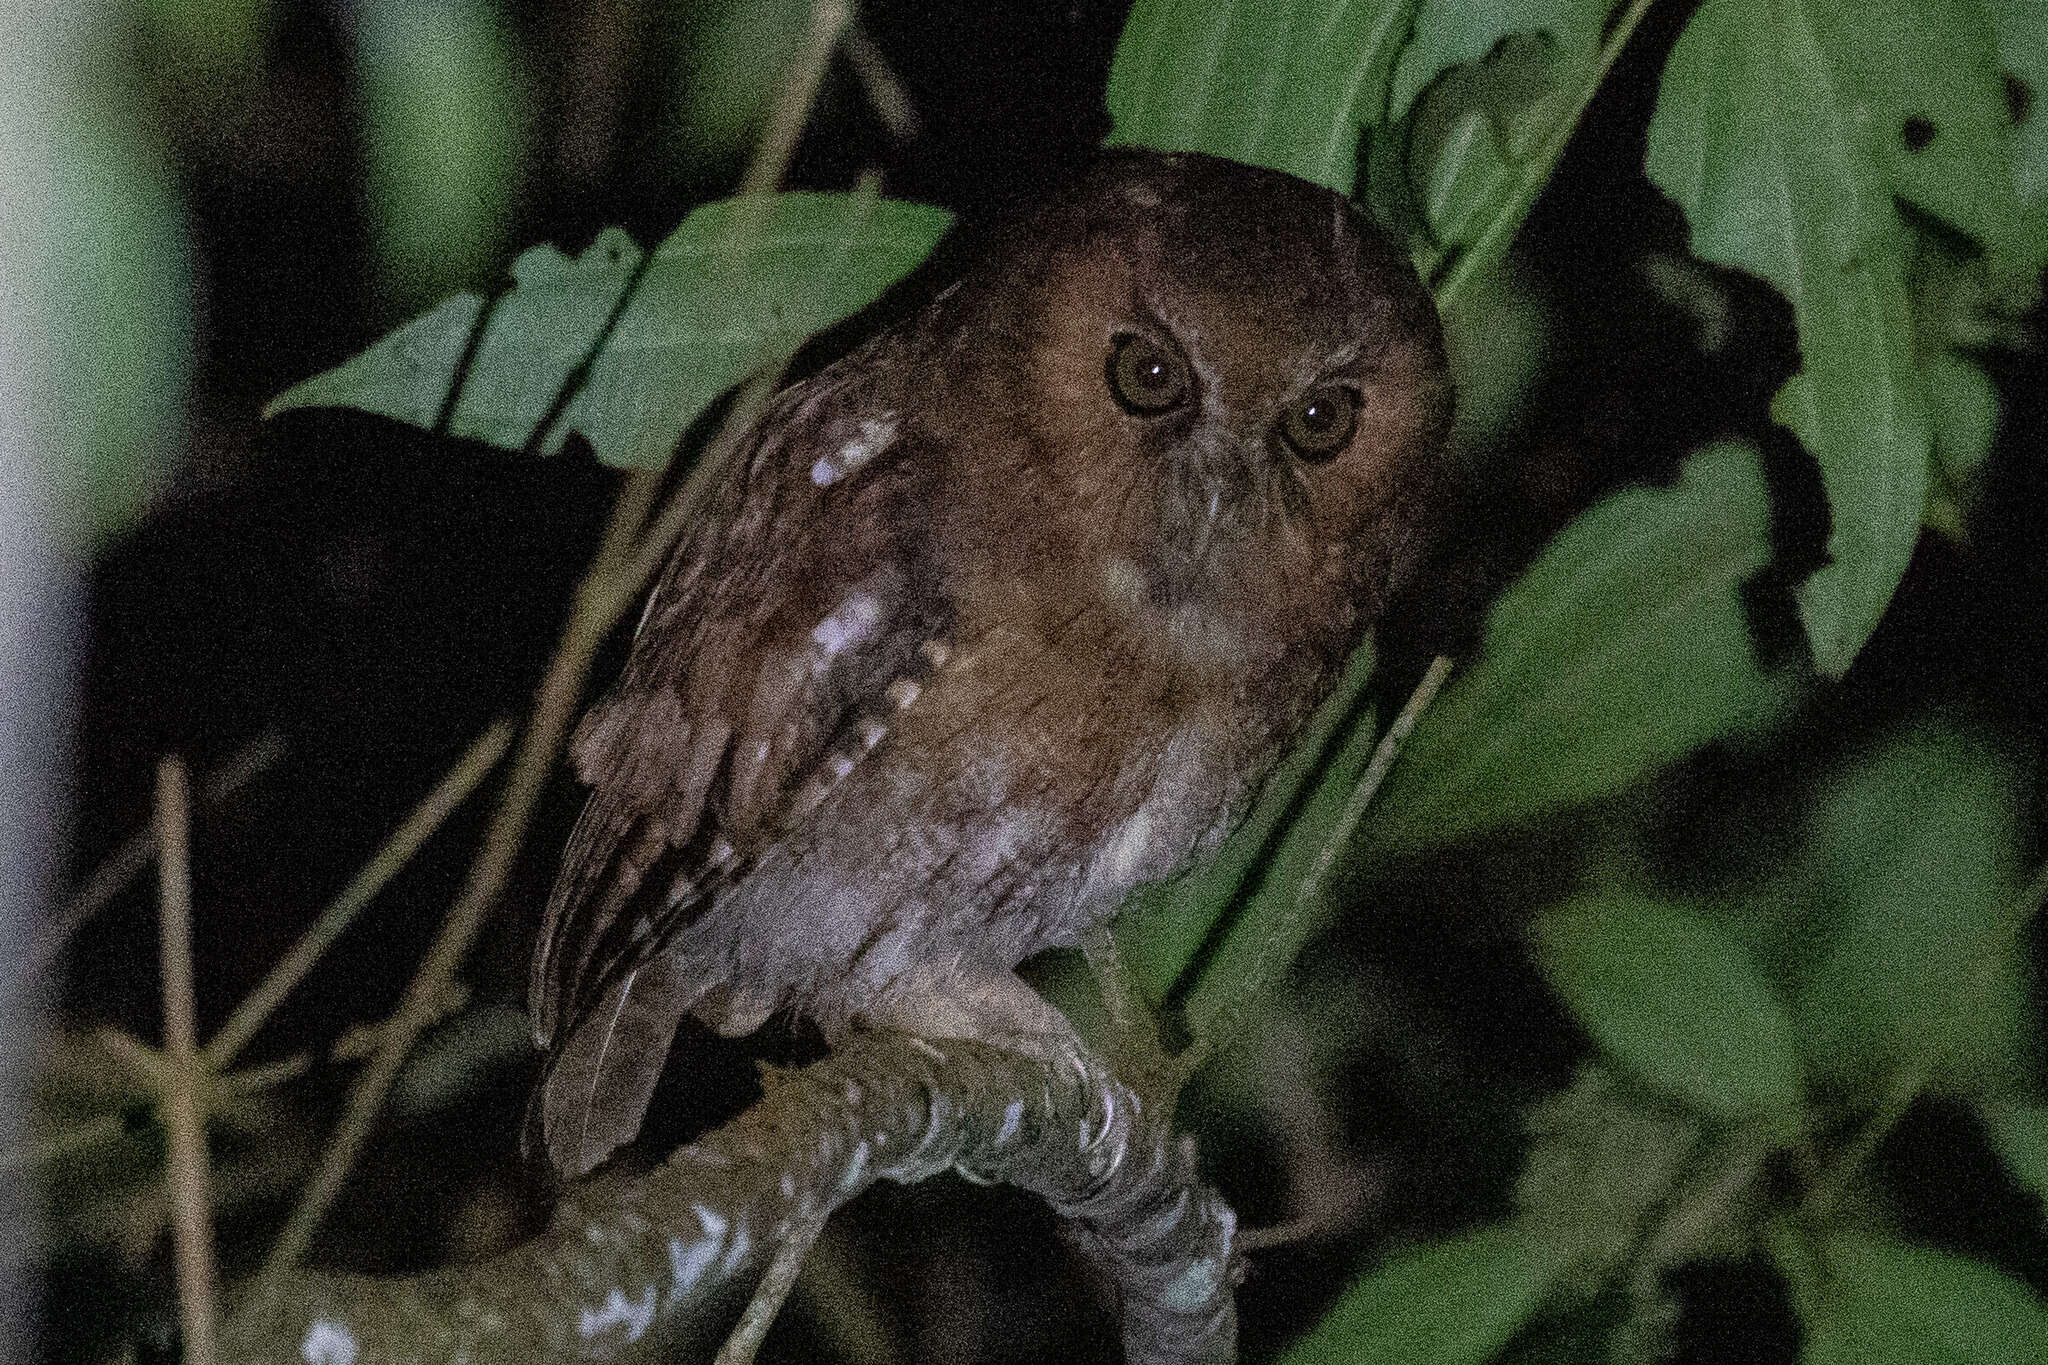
[
  {"x1": 1407, "y1": 34, "x2": 1592, "y2": 251},
  {"x1": 1389, "y1": 0, "x2": 1609, "y2": 119},
  {"x1": 1538, "y1": 895, "x2": 1804, "y2": 1121},
  {"x1": 271, "y1": 194, "x2": 952, "y2": 469},
  {"x1": 1921, "y1": 349, "x2": 2001, "y2": 538},
  {"x1": 1777, "y1": 1229, "x2": 2048, "y2": 1365},
  {"x1": 1114, "y1": 642, "x2": 1377, "y2": 1007},
  {"x1": 1106, "y1": 0, "x2": 1418, "y2": 195},
  {"x1": 140, "y1": 0, "x2": 273, "y2": 84},
  {"x1": 1796, "y1": 727, "x2": 2033, "y2": 1096},
  {"x1": 1985, "y1": 0, "x2": 2048, "y2": 206},
  {"x1": 1281, "y1": 1223, "x2": 1559, "y2": 1365},
  {"x1": 672, "y1": 0, "x2": 813, "y2": 167},
  {"x1": 1517, "y1": 1066, "x2": 1707, "y2": 1294},
  {"x1": 1362, "y1": 442, "x2": 1791, "y2": 857},
  {"x1": 1438, "y1": 251, "x2": 1552, "y2": 450},
  {"x1": 41, "y1": 61, "x2": 195, "y2": 542},
  {"x1": 1647, "y1": 0, "x2": 1933, "y2": 678},
  {"x1": 1980, "y1": 1100, "x2": 2048, "y2": 1219},
  {"x1": 358, "y1": 0, "x2": 530, "y2": 302}
]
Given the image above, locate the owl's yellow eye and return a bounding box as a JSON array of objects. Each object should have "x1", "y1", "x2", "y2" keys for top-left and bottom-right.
[
  {"x1": 1107, "y1": 334, "x2": 1191, "y2": 415},
  {"x1": 1279, "y1": 385, "x2": 1358, "y2": 461}
]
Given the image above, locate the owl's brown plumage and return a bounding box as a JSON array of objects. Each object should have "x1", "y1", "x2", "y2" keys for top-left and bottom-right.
[{"x1": 530, "y1": 150, "x2": 1452, "y2": 1176}]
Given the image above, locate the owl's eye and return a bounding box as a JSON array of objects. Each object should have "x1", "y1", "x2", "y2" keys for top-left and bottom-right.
[
  {"x1": 1106, "y1": 334, "x2": 1191, "y2": 415},
  {"x1": 1279, "y1": 385, "x2": 1359, "y2": 462}
]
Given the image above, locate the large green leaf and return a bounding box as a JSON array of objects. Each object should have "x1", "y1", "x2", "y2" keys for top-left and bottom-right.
[
  {"x1": 1779, "y1": 1230, "x2": 2048, "y2": 1365},
  {"x1": 270, "y1": 193, "x2": 952, "y2": 469},
  {"x1": 1281, "y1": 1223, "x2": 1559, "y2": 1365},
  {"x1": 1647, "y1": 0, "x2": 1936, "y2": 677},
  {"x1": 1537, "y1": 894, "x2": 1805, "y2": 1122},
  {"x1": 1403, "y1": 33, "x2": 1592, "y2": 256},
  {"x1": 1388, "y1": 0, "x2": 1610, "y2": 119},
  {"x1": 1106, "y1": 0, "x2": 1419, "y2": 195},
  {"x1": 1813, "y1": 0, "x2": 2042, "y2": 284},
  {"x1": 1795, "y1": 727, "x2": 2033, "y2": 1096},
  {"x1": 1362, "y1": 442, "x2": 1791, "y2": 857}
]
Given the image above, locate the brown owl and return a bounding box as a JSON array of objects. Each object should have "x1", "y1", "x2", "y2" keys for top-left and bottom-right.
[{"x1": 529, "y1": 149, "x2": 1452, "y2": 1177}]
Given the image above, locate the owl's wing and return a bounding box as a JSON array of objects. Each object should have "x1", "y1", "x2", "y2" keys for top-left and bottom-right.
[{"x1": 529, "y1": 349, "x2": 949, "y2": 1175}]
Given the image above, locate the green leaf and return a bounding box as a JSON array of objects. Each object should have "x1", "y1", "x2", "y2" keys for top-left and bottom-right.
[
  {"x1": 1406, "y1": 33, "x2": 1594, "y2": 252},
  {"x1": 1537, "y1": 894, "x2": 1805, "y2": 1121},
  {"x1": 1980, "y1": 1100, "x2": 2048, "y2": 1219},
  {"x1": 270, "y1": 194, "x2": 952, "y2": 470},
  {"x1": 1796, "y1": 727, "x2": 2032, "y2": 1096},
  {"x1": 1281, "y1": 1224, "x2": 1559, "y2": 1365},
  {"x1": 1389, "y1": 0, "x2": 1610, "y2": 119},
  {"x1": 1921, "y1": 349, "x2": 2001, "y2": 537},
  {"x1": 1647, "y1": 0, "x2": 1933, "y2": 677},
  {"x1": 1780, "y1": 1230, "x2": 2048, "y2": 1365},
  {"x1": 358, "y1": 0, "x2": 530, "y2": 302},
  {"x1": 1362, "y1": 442, "x2": 1791, "y2": 857},
  {"x1": 1106, "y1": 0, "x2": 1419, "y2": 194},
  {"x1": 1822, "y1": 0, "x2": 2041, "y2": 282}
]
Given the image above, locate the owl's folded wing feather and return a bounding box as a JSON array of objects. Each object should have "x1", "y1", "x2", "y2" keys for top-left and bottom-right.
[{"x1": 528, "y1": 349, "x2": 949, "y2": 1175}]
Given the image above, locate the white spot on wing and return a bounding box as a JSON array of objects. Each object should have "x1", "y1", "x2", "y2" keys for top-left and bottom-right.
[
  {"x1": 301, "y1": 1320, "x2": 358, "y2": 1365},
  {"x1": 579, "y1": 1286, "x2": 657, "y2": 1342},
  {"x1": 811, "y1": 592, "x2": 883, "y2": 658},
  {"x1": 810, "y1": 415, "x2": 898, "y2": 485}
]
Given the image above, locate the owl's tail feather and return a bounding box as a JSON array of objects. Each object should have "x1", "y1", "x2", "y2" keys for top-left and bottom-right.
[{"x1": 527, "y1": 951, "x2": 712, "y2": 1178}]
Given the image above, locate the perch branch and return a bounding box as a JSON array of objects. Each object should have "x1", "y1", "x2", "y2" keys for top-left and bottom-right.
[{"x1": 220, "y1": 1031, "x2": 1237, "y2": 1365}]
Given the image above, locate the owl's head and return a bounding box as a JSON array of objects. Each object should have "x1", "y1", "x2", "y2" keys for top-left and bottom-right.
[{"x1": 930, "y1": 149, "x2": 1452, "y2": 682}]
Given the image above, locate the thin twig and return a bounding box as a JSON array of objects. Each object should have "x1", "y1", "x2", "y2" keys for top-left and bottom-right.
[
  {"x1": 156, "y1": 757, "x2": 218, "y2": 1365},
  {"x1": 253, "y1": 474, "x2": 654, "y2": 1299},
  {"x1": 731, "y1": 0, "x2": 853, "y2": 212},
  {"x1": 1300, "y1": 653, "x2": 1455, "y2": 906},
  {"x1": 205, "y1": 720, "x2": 513, "y2": 1070},
  {"x1": 37, "y1": 727, "x2": 286, "y2": 970},
  {"x1": 714, "y1": 1212, "x2": 828, "y2": 1365},
  {"x1": 1185, "y1": 655, "x2": 1455, "y2": 1054},
  {"x1": 842, "y1": 17, "x2": 921, "y2": 142}
]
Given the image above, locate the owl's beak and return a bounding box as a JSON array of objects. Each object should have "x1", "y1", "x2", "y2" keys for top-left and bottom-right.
[{"x1": 1158, "y1": 426, "x2": 1268, "y2": 589}]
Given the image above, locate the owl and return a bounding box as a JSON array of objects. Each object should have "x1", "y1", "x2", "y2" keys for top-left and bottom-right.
[{"x1": 529, "y1": 149, "x2": 1452, "y2": 1177}]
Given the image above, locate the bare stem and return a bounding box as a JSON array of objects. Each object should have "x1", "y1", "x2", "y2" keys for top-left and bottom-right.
[
  {"x1": 156, "y1": 757, "x2": 218, "y2": 1365},
  {"x1": 38, "y1": 728, "x2": 286, "y2": 970},
  {"x1": 205, "y1": 720, "x2": 513, "y2": 1070},
  {"x1": 713, "y1": 1212, "x2": 827, "y2": 1365}
]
